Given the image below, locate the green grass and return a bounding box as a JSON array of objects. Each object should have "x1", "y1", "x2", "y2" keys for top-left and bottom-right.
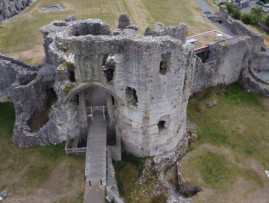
[
  {"x1": 0, "y1": 103, "x2": 85, "y2": 201},
  {"x1": 183, "y1": 83, "x2": 269, "y2": 201},
  {"x1": 113, "y1": 152, "x2": 144, "y2": 196},
  {"x1": 0, "y1": 0, "x2": 219, "y2": 65},
  {"x1": 187, "y1": 152, "x2": 240, "y2": 189},
  {"x1": 141, "y1": 0, "x2": 218, "y2": 35}
]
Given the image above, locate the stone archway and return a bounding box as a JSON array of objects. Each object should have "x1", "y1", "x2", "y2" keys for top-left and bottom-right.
[
  {"x1": 64, "y1": 82, "x2": 123, "y2": 151},
  {"x1": 63, "y1": 82, "x2": 124, "y2": 106}
]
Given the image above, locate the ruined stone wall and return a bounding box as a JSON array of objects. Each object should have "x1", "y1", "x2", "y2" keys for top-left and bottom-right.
[
  {"x1": 240, "y1": 67, "x2": 269, "y2": 97},
  {"x1": 252, "y1": 52, "x2": 269, "y2": 70},
  {"x1": 219, "y1": 5, "x2": 264, "y2": 52},
  {"x1": 0, "y1": 51, "x2": 82, "y2": 148},
  {"x1": 0, "y1": 56, "x2": 37, "y2": 102},
  {"x1": 0, "y1": 61, "x2": 16, "y2": 102},
  {"x1": 192, "y1": 36, "x2": 250, "y2": 93},
  {"x1": 229, "y1": 21, "x2": 264, "y2": 52},
  {"x1": 0, "y1": 0, "x2": 32, "y2": 21}
]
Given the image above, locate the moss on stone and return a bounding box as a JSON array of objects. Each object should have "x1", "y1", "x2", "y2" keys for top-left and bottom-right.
[
  {"x1": 57, "y1": 61, "x2": 74, "y2": 71},
  {"x1": 64, "y1": 83, "x2": 75, "y2": 95}
]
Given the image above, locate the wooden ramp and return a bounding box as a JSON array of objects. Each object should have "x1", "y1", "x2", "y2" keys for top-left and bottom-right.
[{"x1": 85, "y1": 111, "x2": 107, "y2": 184}]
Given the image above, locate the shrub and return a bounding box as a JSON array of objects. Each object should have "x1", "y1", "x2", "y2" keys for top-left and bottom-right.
[
  {"x1": 232, "y1": 9, "x2": 241, "y2": 20},
  {"x1": 250, "y1": 15, "x2": 260, "y2": 26},
  {"x1": 251, "y1": 7, "x2": 263, "y2": 18},
  {"x1": 241, "y1": 13, "x2": 252, "y2": 24}
]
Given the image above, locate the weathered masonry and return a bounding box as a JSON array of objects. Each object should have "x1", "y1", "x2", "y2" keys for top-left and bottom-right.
[
  {"x1": 0, "y1": 0, "x2": 33, "y2": 21},
  {"x1": 40, "y1": 18, "x2": 195, "y2": 157}
]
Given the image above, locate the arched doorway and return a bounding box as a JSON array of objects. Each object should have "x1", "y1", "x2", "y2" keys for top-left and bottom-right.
[
  {"x1": 85, "y1": 86, "x2": 108, "y2": 121},
  {"x1": 65, "y1": 84, "x2": 121, "y2": 155}
]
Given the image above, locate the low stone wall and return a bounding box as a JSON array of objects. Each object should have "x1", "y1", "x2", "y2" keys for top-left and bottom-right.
[
  {"x1": 0, "y1": 54, "x2": 37, "y2": 69},
  {"x1": 249, "y1": 67, "x2": 269, "y2": 85},
  {"x1": 219, "y1": 5, "x2": 264, "y2": 52},
  {"x1": 106, "y1": 150, "x2": 124, "y2": 203},
  {"x1": 241, "y1": 67, "x2": 269, "y2": 97},
  {"x1": 229, "y1": 20, "x2": 264, "y2": 52},
  {"x1": 192, "y1": 36, "x2": 250, "y2": 93},
  {"x1": 0, "y1": 56, "x2": 37, "y2": 102},
  {"x1": 0, "y1": 65, "x2": 16, "y2": 102},
  {"x1": 108, "y1": 146, "x2": 121, "y2": 161},
  {"x1": 253, "y1": 52, "x2": 269, "y2": 70}
]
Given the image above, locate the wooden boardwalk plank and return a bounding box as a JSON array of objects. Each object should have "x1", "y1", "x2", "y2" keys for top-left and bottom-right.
[{"x1": 85, "y1": 113, "x2": 107, "y2": 183}]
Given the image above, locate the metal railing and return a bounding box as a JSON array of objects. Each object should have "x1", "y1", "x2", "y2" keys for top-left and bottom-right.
[
  {"x1": 65, "y1": 147, "x2": 87, "y2": 155},
  {"x1": 86, "y1": 105, "x2": 107, "y2": 121}
]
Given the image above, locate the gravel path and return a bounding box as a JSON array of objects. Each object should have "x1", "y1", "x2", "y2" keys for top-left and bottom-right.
[{"x1": 195, "y1": 0, "x2": 234, "y2": 36}]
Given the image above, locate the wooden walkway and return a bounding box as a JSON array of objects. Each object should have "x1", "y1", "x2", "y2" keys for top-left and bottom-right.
[
  {"x1": 85, "y1": 111, "x2": 107, "y2": 184},
  {"x1": 84, "y1": 182, "x2": 105, "y2": 203}
]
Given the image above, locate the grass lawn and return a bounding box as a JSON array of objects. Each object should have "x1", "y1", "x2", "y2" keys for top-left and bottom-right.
[
  {"x1": 182, "y1": 83, "x2": 269, "y2": 203},
  {"x1": 0, "y1": 103, "x2": 85, "y2": 203},
  {"x1": 0, "y1": 0, "x2": 219, "y2": 65}
]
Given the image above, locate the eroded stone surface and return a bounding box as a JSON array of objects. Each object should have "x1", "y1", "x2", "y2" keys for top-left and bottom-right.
[{"x1": 0, "y1": 0, "x2": 33, "y2": 21}]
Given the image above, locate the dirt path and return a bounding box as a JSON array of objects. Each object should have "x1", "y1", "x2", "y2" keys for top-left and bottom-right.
[{"x1": 84, "y1": 183, "x2": 105, "y2": 203}]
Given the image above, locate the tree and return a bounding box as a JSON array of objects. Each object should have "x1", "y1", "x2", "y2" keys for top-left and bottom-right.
[{"x1": 251, "y1": 7, "x2": 263, "y2": 18}]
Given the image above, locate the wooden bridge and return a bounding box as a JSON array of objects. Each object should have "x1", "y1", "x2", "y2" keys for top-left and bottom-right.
[
  {"x1": 85, "y1": 107, "x2": 107, "y2": 183},
  {"x1": 84, "y1": 107, "x2": 107, "y2": 203}
]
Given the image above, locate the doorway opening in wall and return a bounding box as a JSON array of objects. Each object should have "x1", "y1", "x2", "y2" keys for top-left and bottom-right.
[
  {"x1": 84, "y1": 86, "x2": 118, "y2": 146},
  {"x1": 65, "y1": 86, "x2": 120, "y2": 155},
  {"x1": 196, "y1": 50, "x2": 210, "y2": 63}
]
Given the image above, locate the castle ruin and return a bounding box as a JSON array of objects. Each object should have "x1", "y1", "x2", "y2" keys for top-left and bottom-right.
[{"x1": 1, "y1": 11, "x2": 269, "y2": 201}]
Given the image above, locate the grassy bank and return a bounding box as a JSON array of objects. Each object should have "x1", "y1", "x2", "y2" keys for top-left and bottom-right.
[
  {"x1": 113, "y1": 152, "x2": 167, "y2": 203},
  {"x1": 0, "y1": 103, "x2": 85, "y2": 203},
  {"x1": 0, "y1": 0, "x2": 219, "y2": 65},
  {"x1": 182, "y1": 83, "x2": 269, "y2": 202}
]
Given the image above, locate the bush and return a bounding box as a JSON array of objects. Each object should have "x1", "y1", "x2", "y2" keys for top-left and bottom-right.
[
  {"x1": 232, "y1": 9, "x2": 241, "y2": 20},
  {"x1": 251, "y1": 7, "x2": 263, "y2": 18},
  {"x1": 241, "y1": 13, "x2": 252, "y2": 24},
  {"x1": 250, "y1": 15, "x2": 260, "y2": 26},
  {"x1": 223, "y1": 2, "x2": 236, "y2": 14}
]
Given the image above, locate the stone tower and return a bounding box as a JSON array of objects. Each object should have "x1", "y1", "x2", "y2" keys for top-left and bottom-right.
[{"x1": 39, "y1": 17, "x2": 195, "y2": 157}]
